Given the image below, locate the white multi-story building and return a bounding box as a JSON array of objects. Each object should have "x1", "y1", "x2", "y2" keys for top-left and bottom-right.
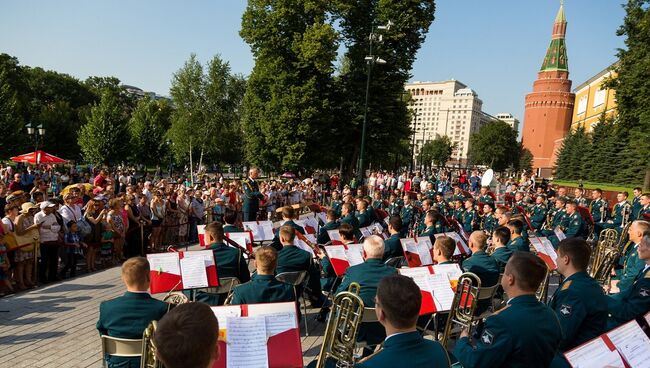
[
  {"x1": 405, "y1": 80, "x2": 496, "y2": 165},
  {"x1": 495, "y1": 113, "x2": 520, "y2": 137}
]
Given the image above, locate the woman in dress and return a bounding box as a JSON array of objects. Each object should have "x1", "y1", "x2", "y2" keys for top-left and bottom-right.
[
  {"x1": 176, "y1": 187, "x2": 189, "y2": 244},
  {"x1": 150, "y1": 191, "x2": 166, "y2": 251},
  {"x1": 83, "y1": 199, "x2": 106, "y2": 272},
  {"x1": 107, "y1": 198, "x2": 126, "y2": 262},
  {"x1": 13, "y1": 203, "x2": 39, "y2": 289}
]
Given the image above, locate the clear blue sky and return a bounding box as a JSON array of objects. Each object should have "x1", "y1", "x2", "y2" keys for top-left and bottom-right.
[{"x1": 1, "y1": 0, "x2": 625, "y2": 122}]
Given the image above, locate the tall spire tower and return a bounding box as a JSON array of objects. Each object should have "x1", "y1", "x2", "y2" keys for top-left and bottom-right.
[{"x1": 522, "y1": 1, "x2": 575, "y2": 173}]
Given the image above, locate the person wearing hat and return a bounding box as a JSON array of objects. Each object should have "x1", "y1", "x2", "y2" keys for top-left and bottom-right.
[
  {"x1": 35, "y1": 201, "x2": 62, "y2": 283},
  {"x1": 13, "y1": 202, "x2": 40, "y2": 289}
]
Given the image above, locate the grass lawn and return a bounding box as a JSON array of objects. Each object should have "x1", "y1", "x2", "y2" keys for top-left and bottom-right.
[{"x1": 552, "y1": 180, "x2": 636, "y2": 195}]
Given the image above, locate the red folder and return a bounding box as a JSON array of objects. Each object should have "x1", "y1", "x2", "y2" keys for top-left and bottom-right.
[
  {"x1": 401, "y1": 237, "x2": 434, "y2": 268},
  {"x1": 212, "y1": 302, "x2": 303, "y2": 368},
  {"x1": 148, "y1": 251, "x2": 219, "y2": 294}
]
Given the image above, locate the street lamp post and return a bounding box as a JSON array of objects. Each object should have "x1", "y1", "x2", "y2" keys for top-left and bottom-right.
[
  {"x1": 25, "y1": 123, "x2": 46, "y2": 165},
  {"x1": 357, "y1": 20, "x2": 392, "y2": 185}
]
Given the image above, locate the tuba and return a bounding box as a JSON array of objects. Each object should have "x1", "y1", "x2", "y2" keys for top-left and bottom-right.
[
  {"x1": 441, "y1": 272, "x2": 481, "y2": 349},
  {"x1": 589, "y1": 229, "x2": 619, "y2": 277},
  {"x1": 141, "y1": 321, "x2": 162, "y2": 368},
  {"x1": 315, "y1": 283, "x2": 365, "y2": 368}
]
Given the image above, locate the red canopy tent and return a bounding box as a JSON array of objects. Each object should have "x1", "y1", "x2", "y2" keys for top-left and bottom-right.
[{"x1": 10, "y1": 150, "x2": 68, "y2": 165}]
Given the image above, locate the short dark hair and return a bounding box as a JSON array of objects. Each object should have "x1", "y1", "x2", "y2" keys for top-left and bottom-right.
[
  {"x1": 376, "y1": 275, "x2": 421, "y2": 329},
  {"x1": 492, "y1": 226, "x2": 511, "y2": 245},
  {"x1": 557, "y1": 238, "x2": 591, "y2": 271},
  {"x1": 326, "y1": 209, "x2": 337, "y2": 221},
  {"x1": 342, "y1": 202, "x2": 354, "y2": 214},
  {"x1": 619, "y1": 191, "x2": 628, "y2": 198},
  {"x1": 633, "y1": 187, "x2": 642, "y2": 192},
  {"x1": 281, "y1": 206, "x2": 296, "y2": 219},
  {"x1": 593, "y1": 188, "x2": 603, "y2": 195},
  {"x1": 506, "y1": 252, "x2": 547, "y2": 292},
  {"x1": 388, "y1": 215, "x2": 402, "y2": 231},
  {"x1": 338, "y1": 223, "x2": 355, "y2": 241},
  {"x1": 434, "y1": 236, "x2": 455, "y2": 259},
  {"x1": 205, "y1": 221, "x2": 224, "y2": 242},
  {"x1": 155, "y1": 302, "x2": 219, "y2": 368},
  {"x1": 507, "y1": 219, "x2": 524, "y2": 235},
  {"x1": 224, "y1": 210, "x2": 237, "y2": 225}
]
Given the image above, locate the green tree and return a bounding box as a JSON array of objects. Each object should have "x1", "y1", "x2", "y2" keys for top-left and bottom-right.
[
  {"x1": 240, "y1": 0, "x2": 338, "y2": 171},
  {"x1": 0, "y1": 68, "x2": 26, "y2": 156},
  {"x1": 128, "y1": 96, "x2": 173, "y2": 166},
  {"x1": 168, "y1": 54, "x2": 246, "y2": 167},
  {"x1": 332, "y1": 0, "x2": 436, "y2": 176},
  {"x1": 468, "y1": 120, "x2": 518, "y2": 171},
  {"x1": 418, "y1": 135, "x2": 454, "y2": 169},
  {"x1": 604, "y1": 0, "x2": 650, "y2": 186},
  {"x1": 78, "y1": 91, "x2": 129, "y2": 165},
  {"x1": 554, "y1": 127, "x2": 590, "y2": 181},
  {"x1": 517, "y1": 144, "x2": 534, "y2": 174}
]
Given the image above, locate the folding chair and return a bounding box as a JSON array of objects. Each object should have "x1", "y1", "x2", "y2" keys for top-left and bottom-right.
[
  {"x1": 276, "y1": 270, "x2": 310, "y2": 335},
  {"x1": 100, "y1": 335, "x2": 142, "y2": 368}
]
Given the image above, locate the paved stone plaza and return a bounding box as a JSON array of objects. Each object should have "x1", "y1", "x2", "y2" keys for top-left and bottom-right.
[{"x1": 0, "y1": 263, "x2": 326, "y2": 367}]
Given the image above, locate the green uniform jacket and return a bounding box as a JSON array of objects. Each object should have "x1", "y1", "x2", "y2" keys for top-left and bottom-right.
[
  {"x1": 357, "y1": 211, "x2": 372, "y2": 228},
  {"x1": 97, "y1": 292, "x2": 168, "y2": 368},
  {"x1": 317, "y1": 221, "x2": 340, "y2": 244},
  {"x1": 223, "y1": 224, "x2": 242, "y2": 233},
  {"x1": 277, "y1": 245, "x2": 312, "y2": 275},
  {"x1": 193, "y1": 242, "x2": 251, "y2": 305},
  {"x1": 231, "y1": 274, "x2": 295, "y2": 305},
  {"x1": 607, "y1": 264, "x2": 650, "y2": 328},
  {"x1": 491, "y1": 246, "x2": 513, "y2": 272},
  {"x1": 478, "y1": 194, "x2": 494, "y2": 205},
  {"x1": 461, "y1": 209, "x2": 478, "y2": 233},
  {"x1": 590, "y1": 198, "x2": 608, "y2": 223},
  {"x1": 617, "y1": 244, "x2": 645, "y2": 291},
  {"x1": 270, "y1": 220, "x2": 305, "y2": 250},
  {"x1": 548, "y1": 271, "x2": 608, "y2": 351},
  {"x1": 355, "y1": 331, "x2": 450, "y2": 368},
  {"x1": 424, "y1": 190, "x2": 437, "y2": 200},
  {"x1": 453, "y1": 295, "x2": 562, "y2": 368},
  {"x1": 507, "y1": 236, "x2": 529, "y2": 253},
  {"x1": 482, "y1": 213, "x2": 497, "y2": 234},
  {"x1": 331, "y1": 200, "x2": 343, "y2": 217},
  {"x1": 341, "y1": 214, "x2": 361, "y2": 240},
  {"x1": 453, "y1": 208, "x2": 465, "y2": 223},
  {"x1": 400, "y1": 204, "x2": 414, "y2": 234},
  {"x1": 631, "y1": 196, "x2": 642, "y2": 220},
  {"x1": 574, "y1": 197, "x2": 590, "y2": 208},
  {"x1": 242, "y1": 178, "x2": 264, "y2": 218},
  {"x1": 420, "y1": 224, "x2": 446, "y2": 239},
  {"x1": 530, "y1": 204, "x2": 547, "y2": 230},
  {"x1": 336, "y1": 258, "x2": 397, "y2": 308},
  {"x1": 564, "y1": 213, "x2": 585, "y2": 238},
  {"x1": 382, "y1": 233, "x2": 404, "y2": 262},
  {"x1": 461, "y1": 250, "x2": 500, "y2": 287}
]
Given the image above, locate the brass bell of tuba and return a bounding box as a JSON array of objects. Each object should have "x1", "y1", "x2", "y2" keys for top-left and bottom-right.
[{"x1": 440, "y1": 272, "x2": 481, "y2": 349}]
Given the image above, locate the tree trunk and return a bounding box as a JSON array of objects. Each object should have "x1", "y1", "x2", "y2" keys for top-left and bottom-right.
[{"x1": 644, "y1": 167, "x2": 650, "y2": 191}]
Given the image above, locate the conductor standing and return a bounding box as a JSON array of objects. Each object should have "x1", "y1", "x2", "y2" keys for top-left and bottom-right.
[{"x1": 242, "y1": 168, "x2": 264, "y2": 222}]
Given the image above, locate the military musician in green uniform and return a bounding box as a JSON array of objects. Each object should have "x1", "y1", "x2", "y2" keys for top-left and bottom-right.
[
  {"x1": 230, "y1": 246, "x2": 295, "y2": 305},
  {"x1": 454, "y1": 252, "x2": 562, "y2": 368},
  {"x1": 242, "y1": 168, "x2": 264, "y2": 222}
]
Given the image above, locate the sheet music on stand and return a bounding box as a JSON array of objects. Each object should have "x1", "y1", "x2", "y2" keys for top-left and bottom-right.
[
  {"x1": 226, "y1": 316, "x2": 269, "y2": 368},
  {"x1": 529, "y1": 236, "x2": 558, "y2": 269},
  {"x1": 434, "y1": 232, "x2": 470, "y2": 256},
  {"x1": 564, "y1": 320, "x2": 650, "y2": 368},
  {"x1": 225, "y1": 232, "x2": 253, "y2": 258},
  {"x1": 359, "y1": 225, "x2": 374, "y2": 238},
  {"x1": 316, "y1": 212, "x2": 327, "y2": 225},
  {"x1": 180, "y1": 257, "x2": 209, "y2": 289},
  {"x1": 327, "y1": 229, "x2": 341, "y2": 242},
  {"x1": 398, "y1": 266, "x2": 455, "y2": 313},
  {"x1": 400, "y1": 237, "x2": 433, "y2": 266},
  {"x1": 242, "y1": 221, "x2": 274, "y2": 242}
]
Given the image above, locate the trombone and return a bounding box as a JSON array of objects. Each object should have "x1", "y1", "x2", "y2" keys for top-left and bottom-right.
[{"x1": 440, "y1": 272, "x2": 481, "y2": 349}]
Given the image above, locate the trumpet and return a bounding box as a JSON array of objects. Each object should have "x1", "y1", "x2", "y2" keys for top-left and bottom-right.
[
  {"x1": 441, "y1": 272, "x2": 481, "y2": 349},
  {"x1": 315, "y1": 282, "x2": 365, "y2": 368}
]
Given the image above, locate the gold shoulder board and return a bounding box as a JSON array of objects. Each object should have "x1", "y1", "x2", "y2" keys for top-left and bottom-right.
[{"x1": 561, "y1": 280, "x2": 572, "y2": 290}]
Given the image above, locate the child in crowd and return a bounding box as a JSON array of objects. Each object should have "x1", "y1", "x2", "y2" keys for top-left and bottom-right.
[
  {"x1": 0, "y1": 228, "x2": 14, "y2": 295},
  {"x1": 60, "y1": 221, "x2": 86, "y2": 278},
  {"x1": 100, "y1": 221, "x2": 114, "y2": 268}
]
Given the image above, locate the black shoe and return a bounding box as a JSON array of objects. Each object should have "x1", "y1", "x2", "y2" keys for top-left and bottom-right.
[{"x1": 316, "y1": 307, "x2": 330, "y2": 322}]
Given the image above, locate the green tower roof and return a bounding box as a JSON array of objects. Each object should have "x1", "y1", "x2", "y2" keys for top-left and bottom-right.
[{"x1": 540, "y1": 2, "x2": 568, "y2": 72}]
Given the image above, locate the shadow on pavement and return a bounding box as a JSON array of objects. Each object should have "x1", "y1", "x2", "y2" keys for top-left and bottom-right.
[{"x1": 0, "y1": 330, "x2": 66, "y2": 345}]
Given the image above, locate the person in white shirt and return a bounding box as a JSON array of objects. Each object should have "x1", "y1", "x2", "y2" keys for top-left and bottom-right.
[
  {"x1": 35, "y1": 201, "x2": 62, "y2": 282},
  {"x1": 59, "y1": 194, "x2": 82, "y2": 231}
]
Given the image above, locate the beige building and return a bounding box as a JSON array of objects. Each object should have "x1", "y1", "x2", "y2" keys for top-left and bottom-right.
[
  {"x1": 405, "y1": 80, "x2": 496, "y2": 165},
  {"x1": 571, "y1": 64, "x2": 617, "y2": 132},
  {"x1": 495, "y1": 113, "x2": 520, "y2": 133}
]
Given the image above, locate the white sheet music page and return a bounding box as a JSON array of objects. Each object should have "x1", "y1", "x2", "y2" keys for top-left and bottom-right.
[
  {"x1": 147, "y1": 252, "x2": 180, "y2": 275},
  {"x1": 564, "y1": 337, "x2": 624, "y2": 368},
  {"x1": 182, "y1": 249, "x2": 215, "y2": 268},
  {"x1": 327, "y1": 230, "x2": 341, "y2": 242},
  {"x1": 247, "y1": 302, "x2": 298, "y2": 337},
  {"x1": 606, "y1": 320, "x2": 650, "y2": 368},
  {"x1": 211, "y1": 306, "x2": 242, "y2": 337},
  {"x1": 445, "y1": 232, "x2": 470, "y2": 255},
  {"x1": 417, "y1": 236, "x2": 433, "y2": 250},
  {"x1": 554, "y1": 228, "x2": 567, "y2": 241},
  {"x1": 179, "y1": 256, "x2": 209, "y2": 289},
  {"x1": 294, "y1": 237, "x2": 315, "y2": 257},
  {"x1": 404, "y1": 269, "x2": 433, "y2": 294},
  {"x1": 415, "y1": 238, "x2": 433, "y2": 266},
  {"x1": 345, "y1": 244, "x2": 365, "y2": 266},
  {"x1": 539, "y1": 237, "x2": 558, "y2": 264},
  {"x1": 258, "y1": 221, "x2": 275, "y2": 241},
  {"x1": 360, "y1": 226, "x2": 374, "y2": 238},
  {"x1": 429, "y1": 273, "x2": 455, "y2": 311},
  {"x1": 316, "y1": 212, "x2": 327, "y2": 225},
  {"x1": 433, "y1": 263, "x2": 463, "y2": 282},
  {"x1": 226, "y1": 316, "x2": 269, "y2": 368},
  {"x1": 401, "y1": 238, "x2": 419, "y2": 256}
]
